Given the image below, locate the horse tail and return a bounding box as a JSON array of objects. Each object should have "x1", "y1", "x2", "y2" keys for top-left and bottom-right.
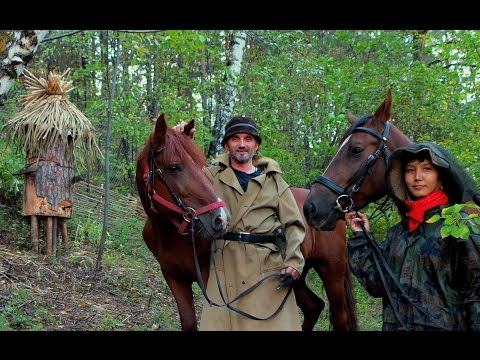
[{"x1": 344, "y1": 257, "x2": 358, "y2": 331}]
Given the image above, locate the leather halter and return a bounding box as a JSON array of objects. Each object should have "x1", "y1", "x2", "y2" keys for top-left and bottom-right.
[
  {"x1": 314, "y1": 114, "x2": 392, "y2": 213},
  {"x1": 143, "y1": 148, "x2": 225, "y2": 234}
]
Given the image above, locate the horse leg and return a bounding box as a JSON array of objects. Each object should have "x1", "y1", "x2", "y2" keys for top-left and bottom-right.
[
  {"x1": 162, "y1": 272, "x2": 197, "y2": 331},
  {"x1": 315, "y1": 263, "x2": 349, "y2": 331},
  {"x1": 294, "y1": 264, "x2": 325, "y2": 331}
]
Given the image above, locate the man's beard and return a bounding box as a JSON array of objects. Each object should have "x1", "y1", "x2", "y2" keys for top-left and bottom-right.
[{"x1": 230, "y1": 149, "x2": 254, "y2": 164}]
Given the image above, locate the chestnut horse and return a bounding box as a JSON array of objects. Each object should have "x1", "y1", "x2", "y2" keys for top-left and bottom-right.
[
  {"x1": 136, "y1": 114, "x2": 230, "y2": 331},
  {"x1": 303, "y1": 89, "x2": 413, "y2": 231},
  {"x1": 137, "y1": 114, "x2": 357, "y2": 331},
  {"x1": 292, "y1": 187, "x2": 357, "y2": 331}
]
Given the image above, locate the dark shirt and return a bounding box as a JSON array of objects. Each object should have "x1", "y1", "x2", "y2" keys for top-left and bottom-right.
[{"x1": 232, "y1": 166, "x2": 263, "y2": 192}]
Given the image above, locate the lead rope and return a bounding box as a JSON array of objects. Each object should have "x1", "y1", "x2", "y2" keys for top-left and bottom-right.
[
  {"x1": 190, "y1": 222, "x2": 293, "y2": 320},
  {"x1": 353, "y1": 209, "x2": 445, "y2": 330}
]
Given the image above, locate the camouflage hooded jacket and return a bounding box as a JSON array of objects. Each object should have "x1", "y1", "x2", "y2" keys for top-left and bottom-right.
[{"x1": 348, "y1": 205, "x2": 480, "y2": 331}]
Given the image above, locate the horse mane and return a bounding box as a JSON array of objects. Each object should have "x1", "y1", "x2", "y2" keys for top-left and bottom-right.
[{"x1": 138, "y1": 127, "x2": 207, "y2": 168}]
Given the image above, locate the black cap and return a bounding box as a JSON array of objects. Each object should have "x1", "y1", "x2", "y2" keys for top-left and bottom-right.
[{"x1": 221, "y1": 116, "x2": 262, "y2": 146}]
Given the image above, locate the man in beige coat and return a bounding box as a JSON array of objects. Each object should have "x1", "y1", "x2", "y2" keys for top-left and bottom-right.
[{"x1": 175, "y1": 116, "x2": 305, "y2": 330}]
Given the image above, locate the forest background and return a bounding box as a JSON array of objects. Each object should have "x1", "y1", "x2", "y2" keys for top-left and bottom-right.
[{"x1": 0, "y1": 30, "x2": 479, "y2": 331}]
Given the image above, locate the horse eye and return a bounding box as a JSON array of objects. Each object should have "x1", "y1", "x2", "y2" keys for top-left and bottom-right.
[
  {"x1": 350, "y1": 146, "x2": 363, "y2": 156},
  {"x1": 168, "y1": 164, "x2": 182, "y2": 173}
]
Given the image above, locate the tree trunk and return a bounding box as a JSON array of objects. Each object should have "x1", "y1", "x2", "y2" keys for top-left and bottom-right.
[
  {"x1": 208, "y1": 31, "x2": 247, "y2": 158},
  {"x1": 96, "y1": 34, "x2": 121, "y2": 271},
  {"x1": 0, "y1": 30, "x2": 49, "y2": 107}
]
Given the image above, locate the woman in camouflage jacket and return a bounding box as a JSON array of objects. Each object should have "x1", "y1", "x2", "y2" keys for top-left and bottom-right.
[{"x1": 345, "y1": 142, "x2": 480, "y2": 331}]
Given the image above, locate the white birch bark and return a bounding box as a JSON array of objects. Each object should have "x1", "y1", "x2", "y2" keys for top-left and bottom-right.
[
  {"x1": 213, "y1": 30, "x2": 247, "y2": 156},
  {"x1": 0, "y1": 30, "x2": 49, "y2": 107}
]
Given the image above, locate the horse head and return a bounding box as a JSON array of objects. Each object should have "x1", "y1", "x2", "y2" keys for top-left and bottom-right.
[
  {"x1": 303, "y1": 90, "x2": 412, "y2": 231},
  {"x1": 136, "y1": 113, "x2": 230, "y2": 239}
]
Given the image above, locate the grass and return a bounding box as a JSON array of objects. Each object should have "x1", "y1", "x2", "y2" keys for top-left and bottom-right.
[
  {"x1": 0, "y1": 198, "x2": 384, "y2": 331},
  {"x1": 306, "y1": 269, "x2": 383, "y2": 331}
]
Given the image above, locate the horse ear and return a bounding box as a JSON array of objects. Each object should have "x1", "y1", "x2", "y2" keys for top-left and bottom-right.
[
  {"x1": 184, "y1": 119, "x2": 195, "y2": 136},
  {"x1": 153, "y1": 113, "x2": 167, "y2": 146},
  {"x1": 347, "y1": 110, "x2": 357, "y2": 124},
  {"x1": 373, "y1": 90, "x2": 393, "y2": 123}
]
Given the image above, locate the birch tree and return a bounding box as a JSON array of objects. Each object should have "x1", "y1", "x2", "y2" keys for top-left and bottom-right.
[
  {"x1": 208, "y1": 30, "x2": 247, "y2": 158},
  {"x1": 0, "y1": 30, "x2": 49, "y2": 107}
]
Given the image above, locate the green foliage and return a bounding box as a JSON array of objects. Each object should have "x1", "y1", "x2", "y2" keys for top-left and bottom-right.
[
  {"x1": 151, "y1": 309, "x2": 179, "y2": 331},
  {"x1": 0, "y1": 289, "x2": 49, "y2": 330},
  {"x1": 4, "y1": 30, "x2": 479, "y2": 195},
  {"x1": 305, "y1": 265, "x2": 382, "y2": 330},
  {"x1": 72, "y1": 216, "x2": 103, "y2": 244},
  {"x1": 0, "y1": 139, "x2": 25, "y2": 204},
  {"x1": 0, "y1": 315, "x2": 10, "y2": 330},
  {"x1": 96, "y1": 314, "x2": 125, "y2": 330},
  {"x1": 426, "y1": 203, "x2": 480, "y2": 240}
]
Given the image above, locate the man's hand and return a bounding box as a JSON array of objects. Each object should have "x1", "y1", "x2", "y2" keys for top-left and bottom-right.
[
  {"x1": 172, "y1": 121, "x2": 196, "y2": 139},
  {"x1": 277, "y1": 267, "x2": 300, "y2": 289},
  {"x1": 281, "y1": 266, "x2": 300, "y2": 280}
]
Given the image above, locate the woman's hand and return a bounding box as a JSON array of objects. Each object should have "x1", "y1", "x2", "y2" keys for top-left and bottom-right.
[{"x1": 345, "y1": 211, "x2": 370, "y2": 232}]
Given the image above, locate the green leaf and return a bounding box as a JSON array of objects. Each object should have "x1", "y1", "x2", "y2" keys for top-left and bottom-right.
[
  {"x1": 426, "y1": 214, "x2": 441, "y2": 223},
  {"x1": 444, "y1": 216, "x2": 455, "y2": 225},
  {"x1": 440, "y1": 226, "x2": 452, "y2": 238},
  {"x1": 442, "y1": 207, "x2": 455, "y2": 216},
  {"x1": 470, "y1": 224, "x2": 480, "y2": 234},
  {"x1": 451, "y1": 225, "x2": 463, "y2": 238},
  {"x1": 459, "y1": 226, "x2": 470, "y2": 240}
]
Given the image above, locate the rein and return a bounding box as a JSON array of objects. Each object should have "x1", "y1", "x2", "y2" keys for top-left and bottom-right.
[
  {"x1": 353, "y1": 212, "x2": 445, "y2": 330},
  {"x1": 145, "y1": 147, "x2": 291, "y2": 321},
  {"x1": 194, "y1": 243, "x2": 293, "y2": 321}
]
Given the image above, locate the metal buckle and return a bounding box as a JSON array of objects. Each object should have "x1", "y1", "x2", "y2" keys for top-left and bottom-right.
[
  {"x1": 335, "y1": 194, "x2": 354, "y2": 213},
  {"x1": 238, "y1": 231, "x2": 249, "y2": 241},
  {"x1": 183, "y1": 207, "x2": 197, "y2": 222}
]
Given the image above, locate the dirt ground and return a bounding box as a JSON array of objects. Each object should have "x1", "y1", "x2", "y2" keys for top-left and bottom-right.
[{"x1": 0, "y1": 231, "x2": 200, "y2": 331}]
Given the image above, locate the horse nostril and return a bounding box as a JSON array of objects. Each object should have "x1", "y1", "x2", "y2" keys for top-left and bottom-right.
[
  {"x1": 304, "y1": 201, "x2": 315, "y2": 217},
  {"x1": 213, "y1": 216, "x2": 225, "y2": 232}
]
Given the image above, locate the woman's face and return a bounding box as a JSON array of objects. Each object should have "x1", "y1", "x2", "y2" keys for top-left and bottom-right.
[{"x1": 404, "y1": 158, "x2": 442, "y2": 200}]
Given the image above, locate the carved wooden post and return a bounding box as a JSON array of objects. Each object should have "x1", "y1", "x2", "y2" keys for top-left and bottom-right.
[
  {"x1": 23, "y1": 142, "x2": 73, "y2": 256},
  {"x1": 59, "y1": 218, "x2": 69, "y2": 252},
  {"x1": 31, "y1": 215, "x2": 39, "y2": 252}
]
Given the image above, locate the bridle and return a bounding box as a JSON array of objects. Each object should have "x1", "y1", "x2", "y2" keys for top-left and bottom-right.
[
  {"x1": 143, "y1": 148, "x2": 225, "y2": 235},
  {"x1": 314, "y1": 114, "x2": 391, "y2": 213}
]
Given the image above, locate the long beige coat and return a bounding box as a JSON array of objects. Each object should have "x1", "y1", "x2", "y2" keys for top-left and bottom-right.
[{"x1": 199, "y1": 154, "x2": 305, "y2": 331}]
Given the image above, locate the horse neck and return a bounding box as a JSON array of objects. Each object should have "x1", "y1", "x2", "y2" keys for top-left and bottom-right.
[{"x1": 388, "y1": 124, "x2": 413, "y2": 151}]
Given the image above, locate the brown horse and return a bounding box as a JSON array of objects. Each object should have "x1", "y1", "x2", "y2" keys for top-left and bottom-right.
[
  {"x1": 303, "y1": 89, "x2": 413, "y2": 231},
  {"x1": 292, "y1": 187, "x2": 357, "y2": 331},
  {"x1": 137, "y1": 114, "x2": 357, "y2": 331},
  {"x1": 136, "y1": 114, "x2": 230, "y2": 331}
]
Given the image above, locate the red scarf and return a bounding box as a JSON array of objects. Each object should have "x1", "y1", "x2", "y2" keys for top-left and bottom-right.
[{"x1": 404, "y1": 189, "x2": 449, "y2": 232}]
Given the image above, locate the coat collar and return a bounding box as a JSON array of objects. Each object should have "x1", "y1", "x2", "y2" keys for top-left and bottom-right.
[{"x1": 213, "y1": 153, "x2": 283, "y2": 175}]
